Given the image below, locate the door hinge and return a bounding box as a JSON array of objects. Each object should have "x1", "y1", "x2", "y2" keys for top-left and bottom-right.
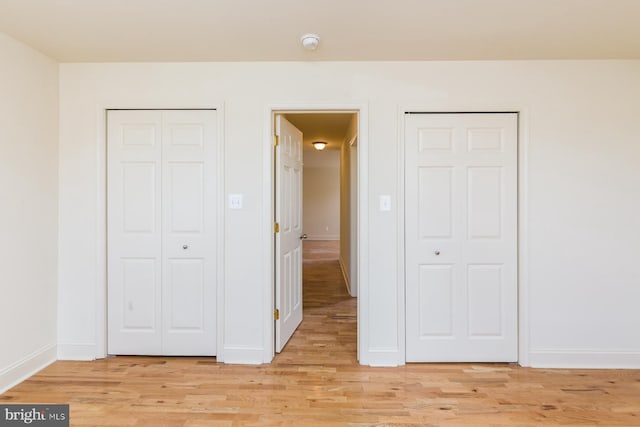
[
  {"x1": 274, "y1": 222, "x2": 280, "y2": 233},
  {"x1": 274, "y1": 308, "x2": 280, "y2": 320},
  {"x1": 274, "y1": 135, "x2": 279, "y2": 147}
]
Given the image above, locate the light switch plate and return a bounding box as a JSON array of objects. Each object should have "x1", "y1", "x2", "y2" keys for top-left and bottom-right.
[
  {"x1": 379, "y1": 195, "x2": 391, "y2": 211},
  {"x1": 229, "y1": 194, "x2": 243, "y2": 209}
]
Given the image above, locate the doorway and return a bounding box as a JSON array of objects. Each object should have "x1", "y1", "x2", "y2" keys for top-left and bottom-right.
[{"x1": 271, "y1": 109, "x2": 360, "y2": 358}]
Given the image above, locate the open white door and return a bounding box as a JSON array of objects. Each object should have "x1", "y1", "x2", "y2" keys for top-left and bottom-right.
[
  {"x1": 405, "y1": 113, "x2": 518, "y2": 362},
  {"x1": 275, "y1": 115, "x2": 304, "y2": 352}
]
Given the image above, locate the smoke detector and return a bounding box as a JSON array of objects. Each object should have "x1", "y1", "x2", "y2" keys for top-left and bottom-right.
[{"x1": 301, "y1": 33, "x2": 320, "y2": 51}]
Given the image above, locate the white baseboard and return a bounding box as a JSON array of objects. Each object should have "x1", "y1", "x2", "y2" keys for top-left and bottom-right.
[
  {"x1": 0, "y1": 344, "x2": 57, "y2": 394},
  {"x1": 528, "y1": 348, "x2": 640, "y2": 369},
  {"x1": 306, "y1": 235, "x2": 339, "y2": 241},
  {"x1": 361, "y1": 347, "x2": 404, "y2": 367},
  {"x1": 222, "y1": 346, "x2": 265, "y2": 364},
  {"x1": 338, "y1": 256, "x2": 355, "y2": 296},
  {"x1": 57, "y1": 343, "x2": 97, "y2": 361}
]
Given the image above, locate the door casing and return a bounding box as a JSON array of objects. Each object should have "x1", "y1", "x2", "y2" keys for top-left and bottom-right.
[{"x1": 95, "y1": 105, "x2": 225, "y2": 361}]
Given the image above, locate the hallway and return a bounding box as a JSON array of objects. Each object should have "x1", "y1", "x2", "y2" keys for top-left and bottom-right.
[{"x1": 275, "y1": 240, "x2": 356, "y2": 364}]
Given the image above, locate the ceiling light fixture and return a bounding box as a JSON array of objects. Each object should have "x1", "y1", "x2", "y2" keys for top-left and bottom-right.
[
  {"x1": 301, "y1": 33, "x2": 320, "y2": 51},
  {"x1": 312, "y1": 141, "x2": 327, "y2": 151}
]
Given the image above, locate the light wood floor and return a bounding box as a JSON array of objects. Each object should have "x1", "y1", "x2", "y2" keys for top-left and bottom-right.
[{"x1": 2, "y1": 241, "x2": 639, "y2": 426}]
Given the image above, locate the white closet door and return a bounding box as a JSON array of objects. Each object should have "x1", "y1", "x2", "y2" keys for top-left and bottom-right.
[
  {"x1": 108, "y1": 109, "x2": 217, "y2": 356},
  {"x1": 161, "y1": 110, "x2": 216, "y2": 356},
  {"x1": 108, "y1": 110, "x2": 163, "y2": 355},
  {"x1": 405, "y1": 113, "x2": 518, "y2": 362}
]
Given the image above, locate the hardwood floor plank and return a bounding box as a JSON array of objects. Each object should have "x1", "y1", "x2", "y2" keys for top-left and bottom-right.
[{"x1": 2, "y1": 241, "x2": 639, "y2": 425}]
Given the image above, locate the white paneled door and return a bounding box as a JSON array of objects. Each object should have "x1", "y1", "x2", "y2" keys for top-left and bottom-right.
[
  {"x1": 108, "y1": 109, "x2": 217, "y2": 356},
  {"x1": 275, "y1": 116, "x2": 304, "y2": 352},
  {"x1": 405, "y1": 113, "x2": 517, "y2": 362}
]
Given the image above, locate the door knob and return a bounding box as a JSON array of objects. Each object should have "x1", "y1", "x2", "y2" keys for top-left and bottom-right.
[
  {"x1": 300, "y1": 234, "x2": 308, "y2": 240},
  {"x1": 434, "y1": 250, "x2": 440, "y2": 255},
  {"x1": 182, "y1": 245, "x2": 189, "y2": 250}
]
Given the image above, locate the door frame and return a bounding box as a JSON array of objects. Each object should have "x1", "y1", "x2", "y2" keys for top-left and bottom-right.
[
  {"x1": 95, "y1": 104, "x2": 226, "y2": 361},
  {"x1": 398, "y1": 107, "x2": 531, "y2": 366},
  {"x1": 264, "y1": 104, "x2": 369, "y2": 363}
]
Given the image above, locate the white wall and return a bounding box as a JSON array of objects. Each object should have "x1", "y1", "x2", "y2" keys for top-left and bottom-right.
[
  {"x1": 0, "y1": 33, "x2": 58, "y2": 392},
  {"x1": 303, "y1": 150, "x2": 340, "y2": 240},
  {"x1": 340, "y1": 116, "x2": 358, "y2": 295},
  {"x1": 57, "y1": 60, "x2": 640, "y2": 367}
]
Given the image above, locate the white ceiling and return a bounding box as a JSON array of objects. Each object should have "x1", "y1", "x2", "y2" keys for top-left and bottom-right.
[
  {"x1": 0, "y1": 0, "x2": 639, "y2": 62},
  {"x1": 284, "y1": 113, "x2": 354, "y2": 167},
  {"x1": 285, "y1": 113, "x2": 354, "y2": 152}
]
